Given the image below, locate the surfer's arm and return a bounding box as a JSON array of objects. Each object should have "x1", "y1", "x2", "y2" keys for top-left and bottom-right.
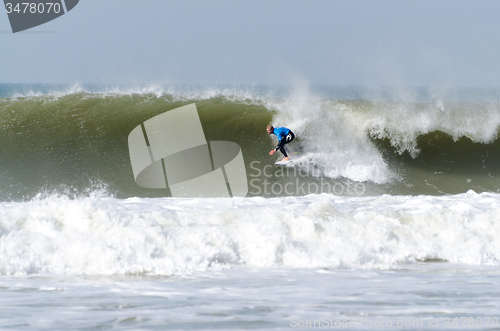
[
  {"x1": 269, "y1": 139, "x2": 282, "y2": 155},
  {"x1": 269, "y1": 141, "x2": 281, "y2": 155}
]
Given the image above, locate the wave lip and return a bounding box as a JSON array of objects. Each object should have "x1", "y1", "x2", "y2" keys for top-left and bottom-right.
[{"x1": 0, "y1": 192, "x2": 499, "y2": 276}]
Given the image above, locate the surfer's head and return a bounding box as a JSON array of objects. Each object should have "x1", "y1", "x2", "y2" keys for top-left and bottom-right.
[{"x1": 266, "y1": 125, "x2": 274, "y2": 134}]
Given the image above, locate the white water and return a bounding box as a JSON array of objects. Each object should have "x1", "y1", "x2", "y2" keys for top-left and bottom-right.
[
  {"x1": 270, "y1": 85, "x2": 500, "y2": 184},
  {"x1": 1, "y1": 191, "x2": 500, "y2": 276},
  {"x1": 271, "y1": 85, "x2": 392, "y2": 183}
]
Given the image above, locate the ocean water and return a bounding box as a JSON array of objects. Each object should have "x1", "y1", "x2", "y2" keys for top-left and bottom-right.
[{"x1": 1, "y1": 83, "x2": 500, "y2": 330}]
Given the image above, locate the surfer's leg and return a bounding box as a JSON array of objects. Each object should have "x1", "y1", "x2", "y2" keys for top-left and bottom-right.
[
  {"x1": 279, "y1": 145, "x2": 288, "y2": 158},
  {"x1": 276, "y1": 140, "x2": 288, "y2": 158},
  {"x1": 278, "y1": 132, "x2": 294, "y2": 159},
  {"x1": 276, "y1": 132, "x2": 295, "y2": 160}
]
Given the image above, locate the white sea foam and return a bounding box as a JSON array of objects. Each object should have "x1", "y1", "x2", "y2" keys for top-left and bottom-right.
[
  {"x1": 267, "y1": 85, "x2": 500, "y2": 183},
  {"x1": 1, "y1": 192, "x2": 500, "y2": 276},
  {"x1": 270, "y1": 84, "x2": 392, "y2": 183}
]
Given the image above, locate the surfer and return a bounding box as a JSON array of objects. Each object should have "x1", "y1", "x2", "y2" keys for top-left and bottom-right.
[{"x1": 267, "y1": 125, "x2": 295, "y2": 162}]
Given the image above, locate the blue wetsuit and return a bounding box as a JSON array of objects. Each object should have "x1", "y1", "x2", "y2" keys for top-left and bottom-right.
[{"x1": 272, "y1": 127, "x2": 295, "y2": 158}]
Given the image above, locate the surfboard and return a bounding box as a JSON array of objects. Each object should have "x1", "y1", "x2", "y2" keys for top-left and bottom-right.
[{"x1": 274, "y1": 160, "x2": 292, "y2": 166}]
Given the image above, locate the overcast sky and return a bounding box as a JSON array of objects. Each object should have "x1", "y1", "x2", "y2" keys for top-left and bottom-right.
[{"x1": 1, "y1": 0, "x2": 499, "y2": 87}]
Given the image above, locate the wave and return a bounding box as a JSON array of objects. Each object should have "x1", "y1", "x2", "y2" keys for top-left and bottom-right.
[
  {"x1": 0, "y1": 192, "x2": 499, "y2": 276},
  {"x1": 0, "y1": 84, "x2": 500, "y2": 199},
  {"x1": 1, "y1": 83, "x2": 274, "y2": 104}
]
